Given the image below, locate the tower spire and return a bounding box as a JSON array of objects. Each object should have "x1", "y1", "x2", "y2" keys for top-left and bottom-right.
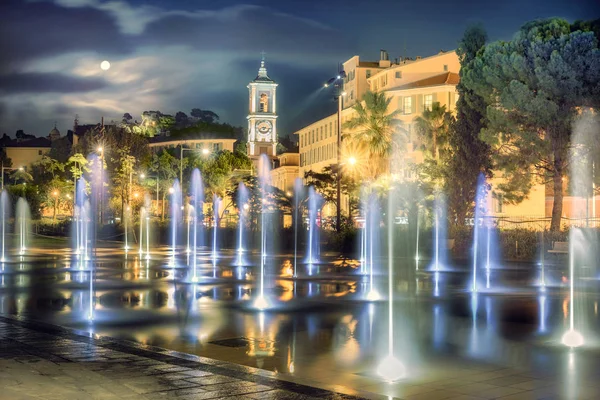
[{"x1": 258, "y1": 51, "x2": 268, "y2": 77}]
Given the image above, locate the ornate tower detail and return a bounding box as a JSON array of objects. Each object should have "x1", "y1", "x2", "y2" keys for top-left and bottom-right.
[{"x1": 247, "y1": 54, "x2": 278, "y2": 159}]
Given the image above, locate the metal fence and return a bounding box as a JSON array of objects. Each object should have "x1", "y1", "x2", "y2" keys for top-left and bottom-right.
[{"x1": 474, "y1": 216, "x2": 600, "y2": 231}]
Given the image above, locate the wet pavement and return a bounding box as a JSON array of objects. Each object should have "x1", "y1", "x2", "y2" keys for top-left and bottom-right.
[
  {"x1": 0, "y1": 315, "x2": 363, "y2": 399},
  {"x1": 1, "y1": 238, "x2": 600, "y2": 399}
]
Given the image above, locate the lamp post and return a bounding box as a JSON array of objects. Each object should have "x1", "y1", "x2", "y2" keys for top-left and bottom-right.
[
  {"x1": 324, "y1": 70, "x2": 347, "y2": 232},
  {"x1": 1, "y1": 165, "x2": 23, "y2": 191},
  {"x1": 97, "y1": 146, "x2": 104, "y2": 225}
]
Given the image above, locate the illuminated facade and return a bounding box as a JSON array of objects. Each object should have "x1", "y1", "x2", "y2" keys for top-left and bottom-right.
[
  {"x1": 247, "y1": 57, "x2": 278, "y2": 159},
  {"x1": 297, "y1": 50, "x2": 460, "y2": 182}
]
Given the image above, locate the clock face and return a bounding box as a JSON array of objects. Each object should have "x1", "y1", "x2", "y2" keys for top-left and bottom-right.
[{"x1": 256, "y1": 120, "x2": 272, "y2": 138}]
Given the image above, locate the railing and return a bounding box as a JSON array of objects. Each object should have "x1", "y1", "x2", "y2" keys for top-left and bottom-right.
[{"x1": 466, "y1": 215, "x2": 600, "y2": 230}]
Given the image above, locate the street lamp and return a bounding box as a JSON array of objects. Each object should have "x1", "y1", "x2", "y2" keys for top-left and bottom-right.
[
  {"x1": 324, "y1": 70, "x2": 347, "y2": 232},
  {"x1": 1, "y1": 166, "x2": 24, "y2": 191},
  {"x1": 97, "y1": 146, "x2": 105, "y2": 225}
]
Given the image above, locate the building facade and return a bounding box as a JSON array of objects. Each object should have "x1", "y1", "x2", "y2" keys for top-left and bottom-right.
[
  {"x1": 270, "y1": 152, "x2": 300, "y2": 195},
  {"x1": 148, "y1": 137, "x2": 237, "y2": 153},
  {"x1": 297, "y1": 50, "x2": 461, "y2": 183}
]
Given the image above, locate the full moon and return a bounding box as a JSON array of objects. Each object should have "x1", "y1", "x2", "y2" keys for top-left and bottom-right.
[{"x1": 100, "y1": 60, "x2": 111, "y2": 71}]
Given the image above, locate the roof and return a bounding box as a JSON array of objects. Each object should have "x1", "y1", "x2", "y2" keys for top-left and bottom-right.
[
  {"x1": 251, "y1": 60, "x2": 275, "y2": 83},
  {"x1": 2, "y1": 137, "x2": 52, "y2": 148},
  {"x1": 149, "y1": 132, "x2": 237, "y2": 145},
  {"x1": 391, "y1": 72, "x2": 459, "y2": 91},
  {"x1": 358, "y1": 61, "x2": 381, "y2": 68}
]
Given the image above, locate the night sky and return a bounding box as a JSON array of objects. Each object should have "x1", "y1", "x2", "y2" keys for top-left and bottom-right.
[{"x1": 1, "y1": 0, "x2": 598, "y2": 139}]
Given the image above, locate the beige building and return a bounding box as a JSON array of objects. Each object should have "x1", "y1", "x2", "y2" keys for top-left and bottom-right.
[
  {"x1": 148, "y1": 136, "x2": 237, "y2": 154},
  {"x1": 3, "y1": 137, "x2": 52, "y2": 169},
  {"x1": 270, "y1": 152, "x2": 300, "y2": 195},
  {"x1": 297, "y1": 49, "x2": 461, "y2": 183}
]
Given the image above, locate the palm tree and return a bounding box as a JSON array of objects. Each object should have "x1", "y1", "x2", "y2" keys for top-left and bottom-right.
[
  {"x1": 413, "y1": 102, "x2": 452, "y2": 161},
  {"x1": 343, "y1": 91, "x2": 404, "y2": 180}
]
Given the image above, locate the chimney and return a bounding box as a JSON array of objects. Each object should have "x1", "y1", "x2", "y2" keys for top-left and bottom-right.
[
  {"x1": 379, "y1": 49, "x2": 391, "y2": 68},
  {"x1": 416, "y1": 56, "x2": 422, "y2": 60}
]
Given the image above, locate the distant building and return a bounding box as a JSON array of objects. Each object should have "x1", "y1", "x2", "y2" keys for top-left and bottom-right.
[
  {"x1": 1, "y1": 135, "x2": 52, "y2": 168},
  {"x1": 270, "y1": 152, "x2": 299, "y2": 195},
  {"x1": 148, "y1": 134, "x2": 237, "y2": 154}
]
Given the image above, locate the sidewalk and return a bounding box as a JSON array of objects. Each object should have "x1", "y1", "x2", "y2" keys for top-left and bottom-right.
[{"x1": 0, "y1": 316, "x2": 366, "y2": 400}]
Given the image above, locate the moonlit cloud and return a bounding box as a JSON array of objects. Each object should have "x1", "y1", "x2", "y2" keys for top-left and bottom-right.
[{"x1": 1, "y1": 0, "x2": 351, "y2": 136}]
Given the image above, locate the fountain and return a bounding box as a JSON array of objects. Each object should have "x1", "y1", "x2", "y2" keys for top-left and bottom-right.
[
  {"x1": 471, "y1": 173, "x2": 487, "y2": 293},
  {"x1": 16, "y1": 198, "x2": 30, "y2": 256},
  {"x1": 560, "y1": 111, "x2": 597, "y2": 347},
  {"x1": 363, "y1": 190, "x2": 380, "y2": 301},
  {"x1": 0, "y1": 190, "x2": 9, "y2": 263},
  {"x1": 376, "y1": 184, "x2": 405, "y2": 382},
  {"x1": 305, "y1": 186, "x2": 321, "y2": 272},
  {"x1": 170, "y1": 180, "x2": 182, "y2": 266},
  {"x1": 139, "y1": 206, "x2": 146, "y2": 257},
  {"x1": 431, "y1": 193, "x2": 448, "y2": 272},
  {"x1": 73, "y1": 177, "x2": 91, "y2": 263},
  {"x1": 254, "y1": 155, "x2": 271, "y2": 310},
  {"x1": 190, "y1": 169, "x2": 204, "y2": 282},
  {"x1": 293, "y1": 178, "x2": 303, "y2": 277},
  {"x1": 415, "y1": 205, "x2": 420, "y2": 270},
  {"x1": 212, "y1": 194, "x2": 220, "y2": 278},
  {"x1": 236, "y1": 182, "x2": 249, "y2": 268}
]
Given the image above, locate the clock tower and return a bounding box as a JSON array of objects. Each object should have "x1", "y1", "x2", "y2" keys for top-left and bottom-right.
[{"x1": 247, "y1": 56, "x2": 278, "y2": 160}]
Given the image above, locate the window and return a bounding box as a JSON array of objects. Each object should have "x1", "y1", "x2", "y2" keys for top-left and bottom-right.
[
  {"x1": 395, "y1": 71, "x2": 402, "y2": 79},
  {"x1": 38, "y1": 150, "x2": 43, "y2": 155},
  {"x1": 312, "y1": 130, "x2": 315, "y2": 143},
  {"x1": 403, "y1": 97, "x2": 412, "y2": 114},
  {"x1": 324, "y1": 124, "x2": 328, "y2": 138},
  {"x1": 495, "y1": 194, "x2": 504, "y2": 213},
  {"x1": 259, "y1": 93, "x2": 268, "y2": 112},
  {"x1": 443, "y1": 64, "x2": 448, "y2": 72},
  {"x1": 320, "y1": 127, "x2": 323, "y2": 141},
  {"x1": 424, "y1": 94, "x2": 433, "y2": 111},
  {"x1": 366, "y1": 69, "x2": 371, "y2": 78},
  {"x1": 381, "y1": 74, "x2": 387, "y2": 87},
  {"x1": 330, "y1": 122, "x2": 333, "y2": 137},
  {"x1": 350, "y1": 90, "x2": 354, "y2": 100}
]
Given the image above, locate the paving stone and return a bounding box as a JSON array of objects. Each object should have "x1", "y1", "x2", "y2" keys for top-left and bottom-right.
[{"x1": 0, "y1": 316, "x2": 368, "y2": 400}]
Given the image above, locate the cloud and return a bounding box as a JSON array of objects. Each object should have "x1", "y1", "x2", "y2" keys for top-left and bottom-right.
[
  {"x1": 1, "y1": 1, "x2": 352, "y2": 137},
  {"x1": 0, "y1": 0, "x2": 132, "y2": 71},
  {"x1": 0, "y1": 72, "x2": 107, "y2": 94}
]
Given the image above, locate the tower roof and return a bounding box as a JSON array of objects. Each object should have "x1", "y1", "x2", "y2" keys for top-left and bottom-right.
[{"x1": 252, "y1": 58, "x2": 275, "y2": 83}]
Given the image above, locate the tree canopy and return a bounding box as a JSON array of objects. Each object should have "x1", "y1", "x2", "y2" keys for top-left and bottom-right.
[{"x1": 463, "y1": 18, "x2": 600, "y2": 230}]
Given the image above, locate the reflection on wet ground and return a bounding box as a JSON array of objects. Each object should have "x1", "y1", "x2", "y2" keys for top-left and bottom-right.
[{"x1": 1, "y1": 239, "x2": 600, "y2": 399}]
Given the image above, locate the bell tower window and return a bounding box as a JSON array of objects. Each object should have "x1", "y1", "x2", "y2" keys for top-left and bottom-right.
[{"x1": 259, "y1": 93, "x2": 269, "y2": 112}]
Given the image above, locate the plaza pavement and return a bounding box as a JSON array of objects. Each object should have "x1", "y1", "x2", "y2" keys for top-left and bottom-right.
[{"x1": 0, "y1": 315, "x2": 367, "y2": 400}]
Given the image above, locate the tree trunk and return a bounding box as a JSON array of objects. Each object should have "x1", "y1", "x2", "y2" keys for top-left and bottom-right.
[
  {"x1": 433, "y1": 132, "x2": 437, "y2": 161},
  {"x1": 550, "y1": 149, "x2": 565, "y2": 231}
]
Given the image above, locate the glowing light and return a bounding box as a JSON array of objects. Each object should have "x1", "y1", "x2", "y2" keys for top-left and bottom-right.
[
  {"x1": 168, "y1": 187, "x2": 174, "y2": 194},
  {"x1": 342, "y1": 91, "x2": 347, "y2": 96},
  {"x1": 202, "y1": 148, "x2": 210, "y2": 155},
  {"x1": 348, "y1": 156, "x2": 356, "y2": 166},
  {"x1": 366, "y1": 290, "x2": 381, "y2": 301},
  {"x1": 324, "y1": 83, "x2": 329, "y2": 88},
  {"x1": 253, "y1": 296, "x2": 269, "y2": 310},
  {"x1": 243, "y1": 203, "x2": 249, "y2": 211},
  {"x1": 100, "y1": 60, "x2": 111, "y2": 71},
  {"x1": 376, "y1": 355, "x2": 406, "y2": 382},
  {"x1": 140, "y1": 173, "x2": 146, "y2": 179},
  {"x1": 562, "y1": 329, "x2": 584, "y2": 348}
]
